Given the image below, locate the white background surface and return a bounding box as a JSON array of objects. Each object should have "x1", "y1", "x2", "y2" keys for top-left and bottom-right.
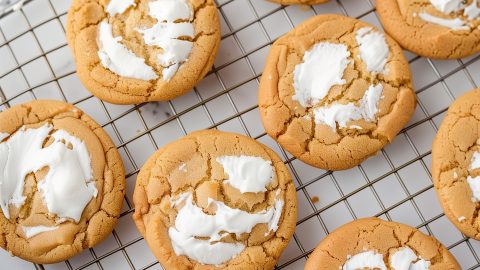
[{"x1": 1, "y1": 0, "x2": 480, "y2": 269}]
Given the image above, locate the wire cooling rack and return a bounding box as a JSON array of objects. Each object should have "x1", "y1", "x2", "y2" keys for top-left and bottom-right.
[{"x1": 1, "y1": 0, "x2": 480, "y2": 269}]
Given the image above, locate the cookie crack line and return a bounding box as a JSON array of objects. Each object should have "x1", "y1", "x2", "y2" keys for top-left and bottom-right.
[
  {"x1": 272, "y1": 78, "x2": 404, "y2": 149},
  {"x1": 265, "y1": 49, "x2": 411, "y2": 129}
]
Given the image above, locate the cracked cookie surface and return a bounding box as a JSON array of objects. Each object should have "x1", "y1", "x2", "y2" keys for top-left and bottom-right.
[
  {"x1": 0, "y1": 100, "x2": 125, "y2": 264},
  {"x1": 66, "y1": 0, "x2": 220, "y2": 104},
  {"x1": 304, "y1": 218, "x2": 460, "y2": 269},
  {"x1": 258, "y1": 14, "x2": 416, "y2": 171},
  {"x1": 432, "y1": 88, "x2": 480, "y2": 240},
  {"x1": 132, "y1": 130, "x2": 297, "y2": 269},
  {"x1": 377, "y1": 0, "x2": 480, "y2": 59}
]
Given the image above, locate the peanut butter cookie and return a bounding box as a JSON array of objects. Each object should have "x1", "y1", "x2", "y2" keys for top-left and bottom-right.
[
  {"x1": 305, "y1": 218, "x2": 460, "y2": 269},
  {"x1": 432, "y1": 88, "x2": 480, "y2": 240},
  {"x1": 0, "y1": 100, "x2": 125, "y2": 264},
  {"x1": 67, "y1": 0, "x2": 220, "y2": 104},
  {"x1": 133, "y1": 130, "x2": 297, "y2": 269},
  {"x1": 377, "y1": 0, "x2": 480, "y2": 59},
  {"x1": 259, "y1": 14, "x2": 416, "y2": 171}
]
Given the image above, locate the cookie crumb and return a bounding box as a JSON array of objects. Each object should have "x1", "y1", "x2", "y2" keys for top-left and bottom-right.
[
  {"x1": 299, "y1": 5, "x2": 310, "y2": 11},
  {"x1": 311, "y1": 196, "x2": 319, "y2": 203},
  {"x1": 453, "y1": 171, "x2": 458, "y2": 179},
  {"x1": 458, "y1": 216, "x2": 466, "y2": 222}
]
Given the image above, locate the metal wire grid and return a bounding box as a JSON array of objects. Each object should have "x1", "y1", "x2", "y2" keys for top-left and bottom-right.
[{"x1": 0, "y1": 0, "x2": 480, "y2": 269}]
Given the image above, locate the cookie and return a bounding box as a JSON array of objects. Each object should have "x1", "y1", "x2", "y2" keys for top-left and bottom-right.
[
  {"x1": 377, "y1": 0, "x2": 480, "y2": 59},
  {"x1": 258, "y1": 14, "x2": 416, "y2": 171},
  {"x1": 66, "y1": 0, "x2": 220, "y2": 104},
  {"x1": 268, "y1": 0, "x2": 329, "y2": 5},
  {"x1": 133, "y1": 130, "x2": 297, "y2": 269},
  {"x1": 0, "y1": 100, "x2": 125, "y2": 264},
  {"x1": 431, "y1": 88, "x2": 480, "y2": 239},
  {"x1": 305, "y1": 218, "x2": 460, "y2": 269}
]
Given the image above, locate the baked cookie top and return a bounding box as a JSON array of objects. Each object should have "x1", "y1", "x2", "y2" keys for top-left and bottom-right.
[
  {"x1": 258, "y1": 14, "x2": 416, "y2": 171},
  {"x1": 67, "y1": 0, "x2": 220, "y2": 104},
  {"x1": 268, "y1": 0, "x2": 329, "y2": 5},
  {"x1": 305, "y1": 218, "x2": 460, "y2": 270},
  {"x1": 377, "y1": 0, "x2": 480, "y2": 59},
  {"x1": 432, "y1": 88, "x2": 480, "y2": 239},
  {"x1": 133, "y1": 130, "x2": 297, "y2": 269},
  {"x1": 0, "y1": 100, "x2": 125, "y2": 264}
]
